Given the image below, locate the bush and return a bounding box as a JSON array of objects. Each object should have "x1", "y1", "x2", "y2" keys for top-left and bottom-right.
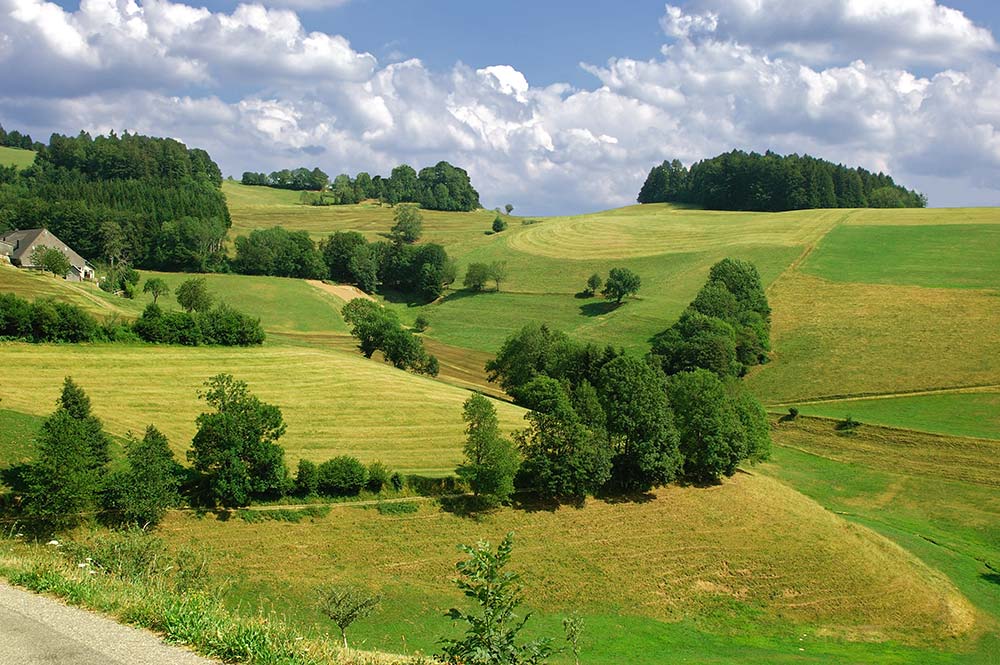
[
  {"x1": 389, "y1": 472, "x2": 405, "y2": 492},
  {"x1": 492, "y1": 216, "x2": 508, "y2": 233},
  {"x1": 412, "y1": 315, "x2": 429, "y2": 332},
  {"x1": 788, "y1": 407, "x2": 799, "y2": 420},
  {"x1": 836, "y1": 415, "x2": 862, "y2": 432},
  {"x1": 295, "y1": 459, "x2": 319, "y2": 496},
  {"x1": 366, "y1": 461, "x2": 391, "y2": 493},
  {"x1": 317, "y1": 456, "x2": 368, "y2": 496},
  {"x1": 0, "y1": 293, "x2": 101, "y2": 343},
  {"x1": 197, "y1": 304, "x2": 265, "y2": 346}
]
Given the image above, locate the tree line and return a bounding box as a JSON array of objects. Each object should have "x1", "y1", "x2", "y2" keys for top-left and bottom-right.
[
  {"x1": 0, "y1": 278, "x2": 264, "y2": 346},
  {"x1": 0, "y1": 128, "x2": 230, "y2": 273},
  {"x1": 0, "y1": 124, "x2": 44, "y2": 151},
  {"x1": 638, "y1": 150, "x2": 926, "y2": 211},
  {"x1": 242, "y1": 161, "x2": 482, "y2": 212},
  {"x1": 456, "y1": 258, "x2": 774, "y2": 506},
  {"x1": 234, "y1": 205, "x2": 457, "y2": 303}
]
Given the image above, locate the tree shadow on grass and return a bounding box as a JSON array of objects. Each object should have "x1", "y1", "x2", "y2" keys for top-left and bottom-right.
[
  {"x1": 579, "y1": 301, "x2": 621, "y2": 317},
  {"x1": 981, "y1": 572, "x2": 1000, "y2": 586},
  {"x1": 574, "y1": 290, "x2": 595, "y2": 300},
  {"x1": 595, "y1": 490, "x2": 657, "y2": 505}
]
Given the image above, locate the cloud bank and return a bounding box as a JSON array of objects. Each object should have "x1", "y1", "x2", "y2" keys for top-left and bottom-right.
[{"x1": 1, "y1": 0, "x2": 998, "y2": 213}]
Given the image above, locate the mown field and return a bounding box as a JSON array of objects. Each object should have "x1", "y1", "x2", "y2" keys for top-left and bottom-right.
[
  {"x1": 0, "y1": 146, "x2": 35, "y2": 170},
  {"x1": 0, "y1": 343, "x2": 525, "y2": 475},
  {"x1": 161, "y1": 469, "x2": 976, "y2": 664}
]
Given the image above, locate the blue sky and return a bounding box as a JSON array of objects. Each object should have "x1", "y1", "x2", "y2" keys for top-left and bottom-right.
[{"x1": 6, "y1": 0, "x2": 1000, "y2": 213}]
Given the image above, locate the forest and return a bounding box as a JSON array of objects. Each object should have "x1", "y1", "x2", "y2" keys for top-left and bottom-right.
[
  {"x1": 0, "y1": 129, "x2": 230, "y2": 272},
  {"x1": 242, "y1": 161, "x2": 482, "y2": 212},
  {"x1": 638, "y1": 150, "x2": 927, "y2": 211}
]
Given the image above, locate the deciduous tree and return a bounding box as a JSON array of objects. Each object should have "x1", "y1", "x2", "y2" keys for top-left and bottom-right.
[
  {"x1": 456, "y1": 394, "x2": 519, "y2": 508},
  {"x1": 601, "y1": 267, "x2": 641, "y2": 304}
]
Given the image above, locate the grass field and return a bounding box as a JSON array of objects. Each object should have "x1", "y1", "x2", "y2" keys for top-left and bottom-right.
[
  {"x1": 801, "y1": 224, "x2": 1000, "y2": 288},
  {"x1": 0, "y1": 343, "x2": 526, "y2": 475},
  {"x1": 161, "y1": 471, "x2": 975, "y2": 663},
  {"x1": 0, "y1": 146, "x2": 35, "y2": 170},
  {"x1": 790, "y1": 391, "x2": 1000, "y2": 440}
]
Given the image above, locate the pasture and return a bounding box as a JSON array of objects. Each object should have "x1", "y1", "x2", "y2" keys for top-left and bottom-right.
[
  {"x1": 0, "y1": 343, "x2": 526, "y2": 475},
  {"x1": 0, "y1": 146, "x2": 35, "y2": 170}
]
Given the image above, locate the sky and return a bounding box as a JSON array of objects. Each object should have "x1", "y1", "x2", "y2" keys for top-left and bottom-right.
[{"x1": 2, "y1": 0, "x2": 1000, "y2": 214}]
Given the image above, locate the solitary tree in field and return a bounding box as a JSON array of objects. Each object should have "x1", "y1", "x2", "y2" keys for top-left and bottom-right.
[
  {"x1": 492, "y1": 215, "x2": 508, "y2": 233},
  {"x1": 439, "y1": 533, "x2": 554, "y2": 665},
  {"x1": 142, "y1": 277, "x2": 170, "y2": 304},
  {"x1": 585, "y1": 273, "x2": 602, "y2": 296},
  {"x1": 489, "y1": 261, "x2": 509, "y2": 292},
  {"x1": 316, "y1": 584, "x2": 382, "y2": 650},
  {"x1": 456, "y1": 394, "x2": 519, "y2": 508},
  {"x1": 29, "y1": 246, "x2": 71, "y2": 277},
  {"x1": 390, "y1": 204, "x2": 423, "y2": 244},
  {"x1": 601, "y1": 267, "x2": 641, "y2": 304},
  {"x1": 464, "y1": 262, "x2": 491, "y2": 291},
  {"x1": 175, "y1": 277, "x2": 213, "y2": 313},
  {"x1": 505, "y1": 203, "x2": 514, "y2": 215}
]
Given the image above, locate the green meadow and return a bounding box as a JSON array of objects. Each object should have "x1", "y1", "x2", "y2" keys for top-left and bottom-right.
[{"x1": 0, "y1": 146, "x2": 35, "y2": 170}]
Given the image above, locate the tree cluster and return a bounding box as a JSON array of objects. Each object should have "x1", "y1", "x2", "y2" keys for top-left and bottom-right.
[
  {"x1": 133, "y1": 302, "x2": 265, "y2": 346},
  {"x1": 0, "y1": 293, "x2": 132, "y2": 343},
  {"x1": 0, "y1": 129, "x2": 229, "y2": 272},
  {"x1": 233, "y1": 227, "x2": 327, "y2": 279},
  {"x1": 241, "y1": 161, "x2": 481, "y2": 212},
  {"x1": 481, "y1": 259, "x2": 773, "y2": 497},
  {"x1": 650, "y1": 258, "x2": 770, "y2": 378},
  {"x1": 294, "y1": 457, "x2": 400, "y2": 498},
  {"x1": 342, "y1": 298, "x2": 439, "y2": 375},
  {"x1": 638, "y1": 150, "x2": 927, "y2": 211}
]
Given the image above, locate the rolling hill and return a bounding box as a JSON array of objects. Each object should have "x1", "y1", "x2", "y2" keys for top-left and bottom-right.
[{"x1": 0, "y1": 183, "x2": 997, "y2": 663}]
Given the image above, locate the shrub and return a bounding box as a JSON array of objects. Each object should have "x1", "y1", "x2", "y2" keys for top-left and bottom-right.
[
  {"x1": 389, "y1": 471, "x2": 405, "y2": 492},
  {"x1": 295, "y1": 459, "x2": 319, "y2": 496},
  {"x1": 197, "y1": 304, "x2": 265, "y2": 346},
  {"x1": 492, "y1": 216, "x2": 508, "y2": 233},
  {"x1": 413, "y1": 314, "x2": 429, "y2": 332},
  {"x1": 788, "y1": 407, "x2": 799, "y2": 420},
  {"x1": 836, "y1": 415, "x2": 862, "y2": 432},
  {"x1": 366, "y1": 461, "x2": 391, "y2": 493},
  {"x1": 317, "y1": 456, "x2": 368, "y2": 496}
]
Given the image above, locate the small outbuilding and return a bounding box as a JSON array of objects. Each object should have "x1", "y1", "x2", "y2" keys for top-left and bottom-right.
[{"x1": 0, "y1": 228, "x2": 95, "y2": 281}]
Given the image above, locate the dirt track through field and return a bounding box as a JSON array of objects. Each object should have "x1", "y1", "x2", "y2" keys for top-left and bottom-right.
[{"x1": 305, "y1": 280, "x2": 374, "y2": 303}]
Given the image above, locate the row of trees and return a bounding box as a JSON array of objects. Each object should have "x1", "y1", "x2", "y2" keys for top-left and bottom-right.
[
  {"x1": 341, "y1": 299, "x2": 439, "y2": 375},
  {"x1": 243, "y1": 161, "x2": 481, "y2": 212},
  {"x1": 14, "y1": 374, "x2": 412, "y2": 531},
  {"x1": 0, "y1": 124, "x2": 44, "y2": 151},
  {"x1": 0, "y1": 129, "x2": 230, "y2": 272},
  {"x1": 638, "y1": 150, "x2": 926, "y2": 211},
  {"x1": 0, "y1": 278, "x2": 264, "y2": 346}
]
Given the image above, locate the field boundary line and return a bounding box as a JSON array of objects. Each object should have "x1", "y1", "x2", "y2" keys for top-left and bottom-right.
[{"x1": 766, "y1": 383, "x2": 1000, "y2": 407}]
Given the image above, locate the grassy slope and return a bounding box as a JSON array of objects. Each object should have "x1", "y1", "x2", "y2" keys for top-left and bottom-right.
[
  {"x1": 794, "y1": 391, "x2": 1000, "y2": 440},
  {"x1": 0, "y1": 146, "x2": 35, "y2": 170},
  {"x1": 163, "y1": 472, "x2": 974, "y2": 664},
  {"x1": 0, "y1": 343, "x2": 525, "y2": 475},
  {"x1": 764, "y1": 417, "x2": 1000, "y2": 663}
]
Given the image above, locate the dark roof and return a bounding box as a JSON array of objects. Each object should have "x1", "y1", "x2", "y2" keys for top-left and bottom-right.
[{"x1": 0, "y1": 228, "x2": 90, "y2": 270}]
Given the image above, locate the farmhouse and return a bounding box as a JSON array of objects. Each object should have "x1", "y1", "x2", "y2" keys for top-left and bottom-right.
[{"x1": 0, "y1": 228, "x2": 95, "y2": 281}]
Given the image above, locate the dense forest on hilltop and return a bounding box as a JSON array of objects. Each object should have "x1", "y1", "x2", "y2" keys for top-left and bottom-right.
[
  {"x1": 242, "y1": 161, "x2": 482, "y2": 212},
  {"x1": 0, "y1": 128, "x2": 230, "y2": 272},
  {"x1": 638, "y1": 150, "x2": 926, "y2": 211}
]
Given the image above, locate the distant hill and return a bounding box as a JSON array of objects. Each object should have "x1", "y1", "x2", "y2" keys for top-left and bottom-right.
[{"x1": 639, "y1": 150, "x2": 926, "y2": 211}]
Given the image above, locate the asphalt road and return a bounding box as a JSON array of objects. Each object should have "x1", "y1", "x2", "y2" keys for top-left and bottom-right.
[{"x1": 0, "y1": 582, "x2": 215, "y2": 665}]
